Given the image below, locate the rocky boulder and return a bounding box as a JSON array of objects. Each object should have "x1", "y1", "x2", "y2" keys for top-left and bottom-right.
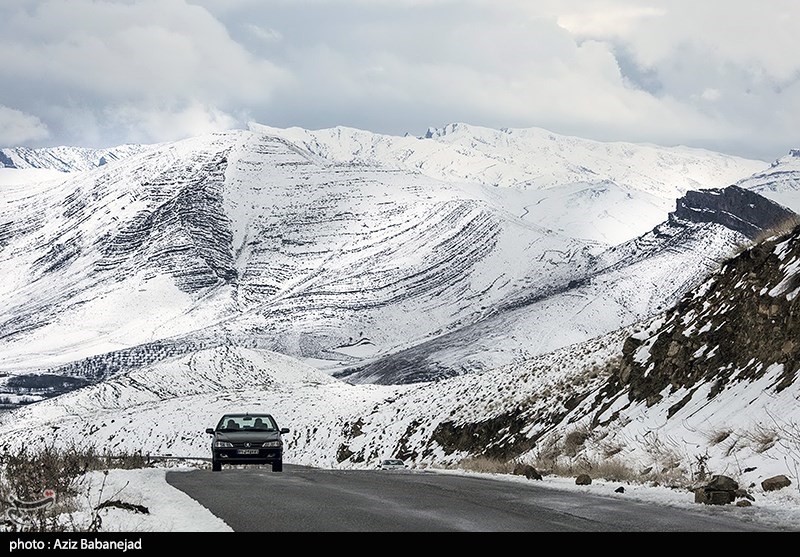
[
  {"x1": 694, "y1": 475, "x2": 738, "y2": 505},
  {"x1": 512, "y1": 463, "x2": 543, "y2": 480},
  {"x1": 762, "y1": 474, "x2": 792, "y2": 492}
]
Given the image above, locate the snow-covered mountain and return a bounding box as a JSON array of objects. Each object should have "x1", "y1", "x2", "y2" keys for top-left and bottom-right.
[
  {"x1": 0, "y1": 124, "x2": 774, "y2": 385},
  {"x1": 1, "y1": 214, "x2": 799, "y2": 492},
  {"x1": 337, "y1": 185, "x2": 797, "y2": 383},
  {"x1": 0, "y1": 123, "x2": 798, "y2": 507},
  {"x1": 265, "y1": 122, "x2": 763, "y2": 196},
  {"x1": 736, "y1": 149, "x2": 800, "y2": 214},
  {"x1": 0, "y1": 144, "x2": 152, "y2": 172},
  {"x1": 261, "y1": 122, "x2": 769, "y2": 245}
]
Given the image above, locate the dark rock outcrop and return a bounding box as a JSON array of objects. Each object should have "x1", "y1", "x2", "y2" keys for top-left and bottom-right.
[
  {"x1": 671, "y1": 185, "x2": 796, "y2": 240},
  {"x1": 605, "y1": 220, "x2": 800, "y2": 415}
]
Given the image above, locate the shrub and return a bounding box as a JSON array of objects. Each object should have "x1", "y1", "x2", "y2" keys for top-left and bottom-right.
[
  {"x1": 743, "y1": 424, "x2": 779, "y2": 453},
  {"x1": 707, "y1": 428, "x2": 733, "y2": 445},
  {"x1": 0, "y1": 443, "x2": 149, "y2": 532},
  {"x1": 457, "y1": 456, "x2": 514, "y2": 474}
]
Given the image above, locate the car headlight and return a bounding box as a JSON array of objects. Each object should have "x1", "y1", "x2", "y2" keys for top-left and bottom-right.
[
  {"x1": 214, "y1": 441, "x2": 233, "y2": 448},
  {"x1": 262, "y1": 440, "x2": 282, "y2": 448}
]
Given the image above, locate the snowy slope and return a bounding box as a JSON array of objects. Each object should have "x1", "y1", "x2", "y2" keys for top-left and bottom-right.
[
  {"x1": 540, "y1": 220, "x2": 800, "y2": 493},
  {"x1": 260, "y1": 122, "x2": 768, "y2": 245},
  {"x1": 2, "y1": 223, "x2": 799, "y2": 502},
  {"x1": 338, "y1": 186, "x2": 796, "y2": 383},
  {"x1": 0, "y1": 144, "x2": 153, "y2": 172},
  {"x1": 0, "y1": 124, "x2": 773, "y2": 382},
  {"x1": 736, "y1": 149, "x2": 800, "y2": 213},
  {"x1": 0, "y1": 128, "x2": 609, "y2": 376},
  {"x1": 0, "y1": 124, "x2": 798, "y2": 515}
]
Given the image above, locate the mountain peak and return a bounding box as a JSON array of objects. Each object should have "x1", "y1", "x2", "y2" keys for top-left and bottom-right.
[{"x1": 423, "y1": 122, "x2": 490, "y2": 139}]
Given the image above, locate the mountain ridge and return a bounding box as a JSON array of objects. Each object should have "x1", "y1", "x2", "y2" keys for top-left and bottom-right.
[
  {"x1": 0, "y1": 124, "x2": 793, "y2": 385},
  {"x1": 0, "y1": 123, "x2": 799, "y2": 506}
]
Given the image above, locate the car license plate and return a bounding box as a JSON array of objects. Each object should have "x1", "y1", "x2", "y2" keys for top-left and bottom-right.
[{"x1": 237, "y1": 449, "x2": 259, "y2": 455}]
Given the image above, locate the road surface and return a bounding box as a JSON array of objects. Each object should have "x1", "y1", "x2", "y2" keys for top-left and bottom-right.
[{"x1": 165, "y1": 465, "x2": 780, "y2": 532}]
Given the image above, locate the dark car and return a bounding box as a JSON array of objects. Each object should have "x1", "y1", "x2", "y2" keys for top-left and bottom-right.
[{"x1": 205, "y1": 413, "x2": 289, "y2": 472}]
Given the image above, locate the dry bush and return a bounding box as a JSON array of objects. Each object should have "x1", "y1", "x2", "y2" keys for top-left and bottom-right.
[
  {"x1": 752, "y1": 215, "x2": 800, "y2": 245},
  {"x1": 0, "y1": 443, "x2": 149, "y2": 532},
  {"x1": 457, "y1": 456, "x2": 515, "y2": 475},
  {"x1": 601, "y1": 442, "x2": 624, "y2": 458},
  {"x1": 707, "y1": 428, "x2": 733, "y2": 446},
  {"x1": 531, "y1": 432, "x2": 562, "y2": 472},
  {"x1": 0, "y1": 443, "x2": 101, "y2": 503},
  {"x1": 529, "y1": 453, "x2": 636, "y2": 483},
  {"x1": 563, "y1": 427, "x2": 591, "y2": 457},
  {"x1": 638, "y1": 431, "x2": 685, "y2": 472},
  {"x1": 743, "y1": 424, "x2": 779, "y2": 453},
  {"x1": 640, "y1": 465, "x2": 694, "y2": 489}
]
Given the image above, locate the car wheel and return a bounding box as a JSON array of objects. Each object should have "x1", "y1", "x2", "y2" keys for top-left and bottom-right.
[
  {"x1": 272, "y1": 460, "x2": 283, "y2": 472},
  {"x1": 212, "y1": 459, "x2": 221, "y2": 472}
]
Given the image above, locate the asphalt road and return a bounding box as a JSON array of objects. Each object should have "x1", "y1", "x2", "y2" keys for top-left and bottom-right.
[{"x1": 165, "y1": 465, "x2": 780, "y2": 532}]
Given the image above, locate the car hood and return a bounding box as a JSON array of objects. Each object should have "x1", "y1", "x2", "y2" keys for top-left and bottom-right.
[{"x1": 215, "y1": 431, "x2": 282, "y2": 443}]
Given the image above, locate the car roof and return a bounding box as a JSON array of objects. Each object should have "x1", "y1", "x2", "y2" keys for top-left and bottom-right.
[{"x1": 221, "y1": 413, "x2": 274, "y2": 418}]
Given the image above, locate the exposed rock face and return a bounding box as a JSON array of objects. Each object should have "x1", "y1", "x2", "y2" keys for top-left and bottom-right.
[
  {"x1": 604, "y1": 219, "x2": 800, "y2": 416},
  {"x1": 96, "y1": 150, "x2": 236, "y2": 293},
  {"x1": 671, "y1": 185, "x2": 797, "y2": 240}
]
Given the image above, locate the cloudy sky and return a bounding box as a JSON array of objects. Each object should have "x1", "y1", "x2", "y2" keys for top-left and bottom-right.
[{"x1": 1, "y1": 0, "x2": 798, "y2": 160}]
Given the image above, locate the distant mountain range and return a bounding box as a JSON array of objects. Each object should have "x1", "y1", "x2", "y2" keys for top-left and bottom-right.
[
  {"x1": 0, "y1": 123, "x2": 799, "y2": 494},
  {"x1": 0, "y1": 144, "x2": 151, "y2": 172},
  {"x1": 0, "y1": 124, "x2": 780, "y2": 381}
]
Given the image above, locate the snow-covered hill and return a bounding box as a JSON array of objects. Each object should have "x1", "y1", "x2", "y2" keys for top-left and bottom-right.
[
  {"x1": 0, "y1": 123, "x2": 798, "y2": 517},
  {"x1": 261, "y1": 122, "x2": 769, "y2": 245},
  {"x1": 1, "y1": 218, "x2": 799, "y2": 503},
  {"x1": 0, "y1": 144, "x2": 152, "y2": 172},
  {"x1": 736, "y1": 149, "x2": 800, "y2": 214},
  {"x1": 337, "y1": 185, "x2": 797, "y2": 383},
  {"x1": 0, "y1": 129, "x2": 597, "y2": 375},
  {"x1": 0, "y1": 124, "x2": 776, "y2": 384}
]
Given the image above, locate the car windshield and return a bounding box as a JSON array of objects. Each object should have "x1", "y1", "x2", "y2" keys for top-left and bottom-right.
[
  {"x1": 385, "y1": 460, "x2": 403, "y2": 465},
  {"x1": 217, "y1": 415, "x2": 277, "y2": 431}
]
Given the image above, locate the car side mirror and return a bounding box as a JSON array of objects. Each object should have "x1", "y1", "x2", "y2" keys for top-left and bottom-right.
[
  {"x1": 280, "y1": 428, "x2": 289, "y2": 434},
  {"x1": 205, "y1": 428, "x2": 215, "y2": 434}
]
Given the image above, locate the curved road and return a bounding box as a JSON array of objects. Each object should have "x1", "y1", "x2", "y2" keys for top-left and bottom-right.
[{"x1": 165, "y1": 465, "x2": 781, "y2": 532}]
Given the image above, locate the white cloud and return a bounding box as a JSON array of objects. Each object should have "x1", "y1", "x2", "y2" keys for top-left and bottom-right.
[
  {"x1": 0, "y1": 0, "x2": 797, "y2": 158},
  {"x1": 0, "y1": 105, "x2": 49, "y2": 145},
  {"x1": 106, "y1": 101, "x2": 239, "y2": 144},
  {"x1": 0, "y1": 0, "x2": 288, "y2": 145},
  {"x1": 701, "y1": 88, "x2": 721, "y2": 102},
  {"x1": 555, "y1": 3, "x2": 666, "y2": 36},
  {"x1": 246, "y1": 23, "x2": 282, "y2": 43}
]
